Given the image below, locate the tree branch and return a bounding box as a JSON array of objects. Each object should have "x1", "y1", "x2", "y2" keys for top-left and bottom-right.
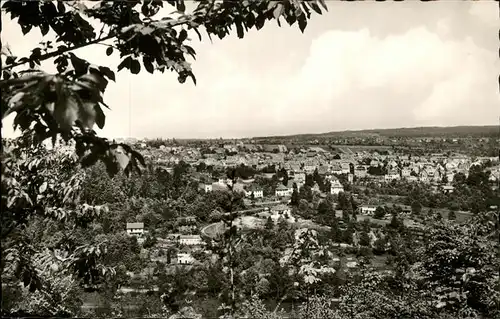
[{"x1": 3, "y1": 34, "x2": 115, "y2": 71}]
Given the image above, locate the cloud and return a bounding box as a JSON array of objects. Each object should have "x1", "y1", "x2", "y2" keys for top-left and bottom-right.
[
  {"x1": 266, "y1": 21, "x2": 498, "y2": 134},
  {"x1": 468, "y1": 1, "x2": 499, "y2": 28}
]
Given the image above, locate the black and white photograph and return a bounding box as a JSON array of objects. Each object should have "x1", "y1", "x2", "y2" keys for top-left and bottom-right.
[{"x1": 1, "y1": 0, "x2": 499, "y2": 318}]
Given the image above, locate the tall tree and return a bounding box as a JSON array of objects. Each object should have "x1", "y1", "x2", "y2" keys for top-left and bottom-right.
[
  {"x1": 448, "y1": 210, "x2": 457, "y2": 221},
  {"x1": 305, "y1": 174, "x2": 314, "y2": 187},
  {"x1": 411, "y1": 201, "x2": 422, "y2": 215},
  {"x1": 290, "y1": 183, "x2": 299, "y2": 206}
]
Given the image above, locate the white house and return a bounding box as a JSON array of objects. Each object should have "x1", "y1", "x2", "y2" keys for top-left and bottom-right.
[
  {"x1": 442, "y1": 185, "x2": 455, "y2": 194},
  {"x1": 203, "y1": 184, "x2": 213, "y2": 192},
  {"x1": 419, "y1": 170, "x2": 429, "y2": 183},
  {"x1": 177, "y1": 253, "x2": 194, "y2": 265},
  {"x1": 294, "y1": 172, "x2": 306, "y2": 183},
  {"x1": 126, "y1": 222, "x2": 144, "y2": 237},
  {"x1": 341, "y1": 163, "x2": 351, "y2": 174},
  {"x1": 359, "y1": 206, "x2": 376, "y2": 216},
  {"x1": 330, "y1": 179, "x2": 344, "y2": 195},
  {"x1": 178, "y1": 235, "x2": 204, "y2": 246},
  {"x1": 354, "y1": 166, "x2": 367, "y2": 178},
  {"x1": 246, "y1": 185, "x2": 264, "y2": 199},
  {"x1": 401, "y1": 167, "x2": 411, "y2": 178},
  {"x1": 408, "y1": 176, "x2": 419, "y2": 183},
  {"x1": 270, "y1": 204, "x2": 295, "y2": 223},
  {"x1": 331, "y1": 164, "x2": 343, "y2": 175},
  {"x1": 218, "y1": 178, "x2": 233, "y2": 186},
  {"x1": 247, "y1": 189, "x2": 264, "y2": 199},
  {"x1": 275, "y1": 184, "x2": 293, "y2": 197},
  {"x1": 384, "y1": 169, "x2": 401, "y2": 181}
]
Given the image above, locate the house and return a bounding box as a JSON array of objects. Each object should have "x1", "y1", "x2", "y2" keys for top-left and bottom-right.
[
  {"x1": 275, "y1": 184, "x2": 293, "y2": 197},
  {"x1": 178, "y1": 225, "x2": 197, "y2": 233},
  {"x1": 345, "y1": 257, "x2": 358, "y2": 269},
  {"x1": 312, "y1": 183, "x2": 321, "y2": 194},
  {"x1": 126, "y1": 222, "x2": 144, "y2": 237},
  {"x1": 178, "y1": 235, "x2": 204, "y2": 246},
  {"x1": 359, "y1": 206, "x2": 376, "y2": 216},
  {"x1": 347, "y1": 173, "x2": 354, "y2": 183},
  {"x1": 177, "y1": 252, "x2": 195, "y2": 265},
  {"x1": 446, "y1": 172, "x2": 455, "y2": 183},
  {"x1": 442, "y1": 185, "x2": 455, "y2": 194},
  {"x1": 246, "y1": 185, "x2": 264, "y2": 199},
  {"x1": 218, "y1": 178, "x2": 233, "y2": 186},
  {"x1": 294, "y1": 172, "x2": 306, "y2": 182},
  {"x1": 270, "y1": 204, "x2": 295, "y2": 223},
  {"x1": 385, "y1": 169, "x2": 401, "y2": 181},
  {"x1": 177, "y1": 216, "x2": 197, "y2": 224},
  {"x1": 387, "y1": 160, "x2": 398, "y2": 169},
  {"x1": 401, "y1": 167, "x2": 411, "y2": 178},
  {"x1": 331, "y1": 164, "x2": 343, "y2": 175},
  {"x1": 304, "y1": 164, "x2": 316, "y2": 174},
  {"x1": 398, "y1": 205, "x2": 412, "y2": 215},
  {"x1": 202, "y1": 184, "x2": 212, "y2": 192},
  {"x1": 408, "y1": 175, "x2": 419, "y2": 182},
  {"x1": 317, "y1": 166, "x2": 329, "y2": 175},
  {"x1": 341, "y1": 163, "x2": 351, "y2": 174},
  {"x1": 425, "y1": 167, "x2": 441, "y2": 182},
  {"x1": 354, "y1": 166, "x2": 367, "y2": 178},
  {"x1": 212, "y1": 182, "x2": 229, "y2": 192},
  {"x1": 419, "y1": 170, "x2": 429, "y2": 182},
  {"x1": 370, "y1": 159, "x2": 379, "y2": 167},
  {"x1": 330, "y1": 179, "x2": 344, "y2": 195}
]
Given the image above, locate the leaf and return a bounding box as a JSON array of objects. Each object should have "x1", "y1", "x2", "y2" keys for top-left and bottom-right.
[
  {"x1": 78, "y1": 101, "x2": 97, "y2": 129},
  {"x1": 235, "y1": 21, "x2": 244, "y2": 39},
  {"x1": 255, "y1": 14, "x2": 266, "y2": 30},
  {"x1": 139, "y1": 26, "x2": 155, "y2": 35},
  {"x1": 40, "y1": 23, "x2": 50, "y2": 36},
  {"x1": 39, "y1": 182, "x2": 48, "y2": 194},
  {"x1": 98, "y1": 66, "x2": 115, "y2": 82},
  {"x1": 193, "y1": 27, "x2": 202, "y2": 41},
  {"x1": 143, "y1": 56, "x2": 154, "y2": 74},
  {"x1": 106, "y1": 47, "x2": 113, "y2": 56},
  {"x1": 57, "y1": 0, "x2": 65, "y2": 13},
  {"x1": 310, "y1": 2, "x2": 322, "y2": 14},
  {"x1": 114, "y1": 147, "x2": 131, "y2": 169},
  {"x1": 81, "y1": 152, "x2": 100, "y2": 168},
  {"x1": 21, "y1": 24, "x2": 32, "y2": 35},
  {"x1": 273, "y1": 3, "x2": 284, "y2": 19},
  {"x1": 179, "y1": 29, "x2": 188, "y2": 42},
  {"x1": 117, "y1": 56, "x2": 132, "y2": 72},
  {"x1": 95, "y1": 104, "x2": 105, "y2": 129},
  {"x1": 177, "y1": 0, "x2": 185, "y2": 12},
  {"x1": 54, "y1": 89, "x2": 79, "y2": 131},
  {"x1": 298, "y1": 14, "x2": 307, "y2": 33},
  {"x1": 130, "y1": 59, "x2": 141, "y2": 74},
  {"x1": 80, "y1": 71, "x2": 108, "y2": 92},
  {"x1": 318, "y1": 0, "x2": 328, "y2": 11},
  {"x1": 70, "y1": 54, "x2": 89, "y2": 77}
]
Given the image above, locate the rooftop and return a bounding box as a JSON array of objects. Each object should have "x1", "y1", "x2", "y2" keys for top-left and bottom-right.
[{"x1": 126, "y1": 222, "x2": 144, "y2": 229}]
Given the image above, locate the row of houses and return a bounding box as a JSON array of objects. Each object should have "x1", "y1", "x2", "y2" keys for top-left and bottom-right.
[{"x1": 127, "y1": 223, "x2": 204, "y2": 246}]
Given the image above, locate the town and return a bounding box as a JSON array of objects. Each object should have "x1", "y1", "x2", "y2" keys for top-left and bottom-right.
[{"x1": 70, "y1": 128, "x2": 498, "y2": 317}]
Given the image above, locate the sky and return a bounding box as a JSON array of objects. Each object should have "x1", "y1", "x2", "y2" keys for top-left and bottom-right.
[{"x1": 2, "y1": 0, "x2": 499, "y2": 139}]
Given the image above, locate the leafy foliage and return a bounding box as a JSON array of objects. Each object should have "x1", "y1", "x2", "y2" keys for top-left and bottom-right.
[{"x1": 1, "y1": 138, "x2": 115, "y2": 315}]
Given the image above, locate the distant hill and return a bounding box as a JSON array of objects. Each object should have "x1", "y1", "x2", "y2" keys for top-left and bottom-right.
[{"x1": 254, "y1": 125, "x2": 499, "y2": 139}]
